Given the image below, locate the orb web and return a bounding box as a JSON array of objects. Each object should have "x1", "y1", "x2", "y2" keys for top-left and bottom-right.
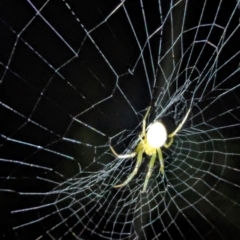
[{"x1": 0, "y1": 0, "x2": 240, "y2": 239}]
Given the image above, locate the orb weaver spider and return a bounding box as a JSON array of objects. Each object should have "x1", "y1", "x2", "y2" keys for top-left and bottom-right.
[{"x1": 110, "y1": 107, "x2": 191, "y2": 192}]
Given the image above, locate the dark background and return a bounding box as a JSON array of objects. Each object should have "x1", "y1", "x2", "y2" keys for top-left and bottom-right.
[{"x1": 0, "y1": 0, "x2": 240, "y2": 239}]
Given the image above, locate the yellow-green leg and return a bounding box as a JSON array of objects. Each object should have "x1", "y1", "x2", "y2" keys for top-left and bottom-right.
[
  {"x1": 163, "y1": 137, "x2": 173, "y2": 148},
  {"x1": 141, "y1": 107, "x2": 151, "y2": 137},
  {"x1": 164, "y1": 108, "x2": 191, "y2": 148},
  {"x1": 157, "y1": 148, "x2": 164, "y2": 175},
  {"x1": 168, "y1": 108, "x2": 191, "y2": 138},
  {"x1": 141, "y1": 151, "x2": 156, "y2": 193},
  {"x1": 114, "y1": 148, "x2": 144, "y2": 189}
]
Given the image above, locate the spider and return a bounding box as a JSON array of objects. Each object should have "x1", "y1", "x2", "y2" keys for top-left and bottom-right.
[{"x1": 110, "y1": 106, "x2": 191, "y2": 192}]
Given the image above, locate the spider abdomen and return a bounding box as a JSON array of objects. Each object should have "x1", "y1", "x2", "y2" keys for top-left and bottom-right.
[{"x1": 146, "y1": 121, "x2": 167, "y2": 148}]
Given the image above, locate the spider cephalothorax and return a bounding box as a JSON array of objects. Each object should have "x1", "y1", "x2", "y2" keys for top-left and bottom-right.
[{"x1": 110, "y1": 107, "x2": 191, "y2": 192}]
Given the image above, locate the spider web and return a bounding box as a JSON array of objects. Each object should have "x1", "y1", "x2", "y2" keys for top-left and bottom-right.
[{"x1": 0, "y1": 0, "x2": 240, "y2": 239}]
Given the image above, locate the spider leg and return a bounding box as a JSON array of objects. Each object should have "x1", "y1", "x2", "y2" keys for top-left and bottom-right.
[
  {"x1": 156, "y1": 148, "x2": 164, "y2": 175},
  {"x1": 141, "y1": 151, "x2": 156, "y2": 193},
  {"x1": 163, "y1": 137, "x2": 173, "y2": 148},
  {"x1": 168, "y1": 108, "x2": 191, "y2": 138},
  {"x1": 141, "y1": 106, "x2": 151, "y2": 137},
  {"x1": 164, "y1": 108, "x2": 191, "y2": 149},
  {"x1": 110, "y1": 106, "x2": 151, "y2": 159},
  {"x1": 110, "y1": 146, "x2": 137, "y2": 159},
  {"x1": 114, "y1": 149, "x2": 144, "y2": 189}
]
